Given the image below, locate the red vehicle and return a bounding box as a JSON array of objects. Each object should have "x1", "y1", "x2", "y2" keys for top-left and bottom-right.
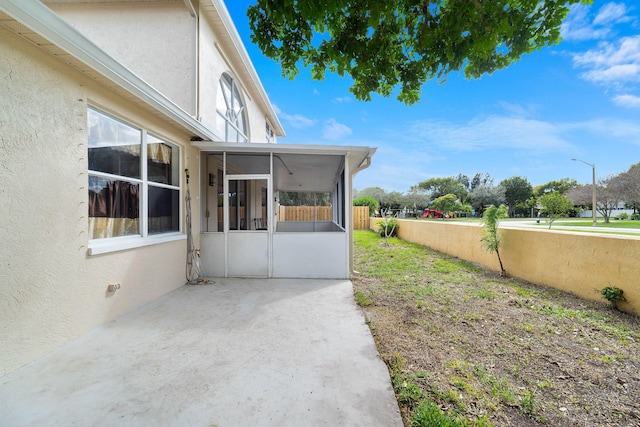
[{"x1": 421, "y1": 208, "x2": 450, "y2": 219}]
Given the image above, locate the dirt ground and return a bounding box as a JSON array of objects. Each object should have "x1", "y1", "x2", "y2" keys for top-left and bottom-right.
[{"x1": 353, "y1": 238, "x2": 640, "y2": 427}]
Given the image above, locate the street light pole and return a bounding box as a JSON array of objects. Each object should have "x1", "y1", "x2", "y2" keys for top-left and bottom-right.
[{"x1": 571, "y1": 158, "x2": 597, "y2": 227}]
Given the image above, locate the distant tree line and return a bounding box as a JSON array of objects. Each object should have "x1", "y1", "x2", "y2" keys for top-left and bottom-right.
[{"x1": 354, "y1": 162, "x2": 640, "y2": 222}]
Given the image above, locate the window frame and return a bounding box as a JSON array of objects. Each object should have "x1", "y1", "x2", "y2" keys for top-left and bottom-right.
[
  {"x1": 216, "y1": 73, "x2": 249, "y2": 143},
  {"x1": 87, "y1": 106, "x2": 184, "y2": 255},
  {"x1": 266, "y1": 121, "x2": 275, "y2": 144}
]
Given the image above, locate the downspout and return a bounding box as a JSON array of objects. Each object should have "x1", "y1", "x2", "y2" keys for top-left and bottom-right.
[{"x1": 348, "y1": 152, "x2": 374, "y2": 275}]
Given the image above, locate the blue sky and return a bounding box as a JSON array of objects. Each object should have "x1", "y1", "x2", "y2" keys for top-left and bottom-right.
[{"x1": 225, "y1": 1, "x2": 640, "y2": 193}]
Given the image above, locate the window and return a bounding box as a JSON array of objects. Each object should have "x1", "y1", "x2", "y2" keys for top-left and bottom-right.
[
  {"x1": 216, "y1": 73, "x2": 248, "y2": 142},
  {"x1": 87, "y1": 107, "x2": 180, "y2": 242},
  {"x1": 266, "y1": 121, "x2": 275, "y2": 144}
]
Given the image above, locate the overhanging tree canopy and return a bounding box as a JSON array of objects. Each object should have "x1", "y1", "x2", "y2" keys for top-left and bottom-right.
[{"x1": 248, "y1": 0, "x2": 588, "y2": 104}]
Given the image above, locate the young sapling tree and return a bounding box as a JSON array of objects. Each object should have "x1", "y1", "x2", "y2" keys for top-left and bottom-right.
[{"x1": 481, "y1": 204, "x2": 508, "y2": 276}]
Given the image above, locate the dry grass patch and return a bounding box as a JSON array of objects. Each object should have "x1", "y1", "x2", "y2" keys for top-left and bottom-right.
[{"x1": 353, "y1": 230, "x2": 640, "y2": 427}]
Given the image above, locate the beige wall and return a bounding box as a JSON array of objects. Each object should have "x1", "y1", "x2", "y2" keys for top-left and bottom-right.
[
  {"x1": 52, "y1": 2, "x2": 197, "y2": 115},
  {"x1": 0, "y1": 25, "x2": 202, "y2": 375},
  {"x1": 370, "y1": 218, "x2": 640, "y2": 315},
  {"x1": 197, "y1": 8, "x2": 270, "y2": 143}
]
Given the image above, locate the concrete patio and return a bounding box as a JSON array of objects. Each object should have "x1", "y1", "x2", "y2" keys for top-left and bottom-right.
[{"x1": 0, "y1": 278, "x2": 402, "y2": 426}]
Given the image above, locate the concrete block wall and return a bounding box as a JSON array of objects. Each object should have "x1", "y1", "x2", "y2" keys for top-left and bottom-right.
[{"x1": 369, "y1": 218, "x2": 640, "y2": 315}]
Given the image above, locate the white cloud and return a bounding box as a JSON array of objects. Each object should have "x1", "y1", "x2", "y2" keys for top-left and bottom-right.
[
  {"x1": 573, "y1": 36, "x2": 640, "y2": 85},
  {"x1": 593, "y1": 2, "x2": 631, "y2": 26},
  {"x1": 399, "y1": 112, "x2": 640, "y2": 152},
  {"x1": 273, "y1": 104, "x2": 317, "y2": 129},
  {"x1": 561, "y1": 2, "x2": 633, "y2": 41},
  {"x1": 332, "y1": 96, "x2": 352, "y2": 104},
  {"x1": 403, "y1": 116, "x2": 574, "y2": 152},
  {"x1": 613, "y1": 94, "x2": 640, "y2": 107},
  {"x1": 561, "y1": 4, "x2": 611, "y2": 41},
  {"x1": 323, "y1": 119, "x2": 352, "y2": 140},
  {"x1": 575, "y1": 118, "x2": 640, "y2": 144}
]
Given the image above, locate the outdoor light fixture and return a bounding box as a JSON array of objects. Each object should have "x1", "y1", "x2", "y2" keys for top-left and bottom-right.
[{"x1": 571, "y1": 158, "x2": 597, "y2": 227}]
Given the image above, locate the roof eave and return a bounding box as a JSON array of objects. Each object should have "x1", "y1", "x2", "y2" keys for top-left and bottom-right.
[{"x1": 0, "y1": 0, "x2": 220, "y2": 142}]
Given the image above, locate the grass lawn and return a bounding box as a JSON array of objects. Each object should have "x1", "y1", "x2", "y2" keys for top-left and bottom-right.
[
  {"x1": 352, "y1": 230, "x2": 640, "y2": 427},
  {"x1": 552, "y1": 220, "x2": 640, "y2": 228}
]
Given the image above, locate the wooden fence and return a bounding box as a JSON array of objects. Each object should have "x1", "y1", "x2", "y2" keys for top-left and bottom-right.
[
  {"x1": 352, "y1": 206, "x2": 370, "y2": 230},
  {"x1": 278, "y1": 206, "x2": 370, "y2": 229}
]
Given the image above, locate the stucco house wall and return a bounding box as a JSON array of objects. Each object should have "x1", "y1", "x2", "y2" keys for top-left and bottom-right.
[
  {"x1": 198, "y1": 9, "x2": 231, "y2": 137},
  {"x1": 51, "y1": 2, "x2": 197, "y2": 116},
  {"x1": 196, "y1": 6, "x2": 270, "y2": 144},
  {"x1": 0, "y1": 23, "x2": 204, "y2": 375},
  {"x1": 0, "y1": 0, "x2": 291, "y2": 376}
]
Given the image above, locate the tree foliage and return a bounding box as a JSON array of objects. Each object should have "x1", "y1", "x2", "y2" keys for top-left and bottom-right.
[
  {"x1": 565, "y1": 177, "x2": 621, "y2": 223},
  {"x1": 500, "y1": 176, "x2": 533, "y2": 217},
  {"x1": 538, "y1": 193, "x2": 573, "y2": 229},
  {"x1": 469, "y1": 184, "x2": 506, "y2": 215},
  {"x1": 279, "y1": 191, "x2": 331, "y2": 206},
  {"x1": 609, "y1": 163, "x2": 640, "y2": 214},
  {"x1": 431, "y1": 193, "x2": 460, "y2": 217},
  {"x1": 456, "y1": 172, "x2": 494, "y2": 193},
  {"x1": 354, "y1": 186, "x2": 430, "y2": 212},
  {"x1": 415, "y1": 177, "x2": 468, "y2": 201},
  {"x1": 248, "y1": 0, "x2": 586, "y2": 104},
  {"x1": 481, "y1": 204, "x2": 508, "y2": 276},
  {"x1": 353, "y1": 195, "x2": 379, "y2": 216},
  {"x1": 534, "y1": 178, "x2": 578, "y2": 197}
]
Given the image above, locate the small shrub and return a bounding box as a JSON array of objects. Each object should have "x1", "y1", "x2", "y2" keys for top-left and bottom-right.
[
  {"x1": 377, "y1": 216, "x2": 398, "y2": 238},
  {"x1": 631, "y1": 213, "x2": 640, "y2": 220},
  {"x1": 616, "y1": 212, "x2": 629, "y2": 220},
  {"x1": 598, "y1": 286, "x2": 626, "y2": 308}
]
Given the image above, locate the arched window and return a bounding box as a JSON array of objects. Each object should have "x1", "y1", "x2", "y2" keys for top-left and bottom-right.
[{"x1": 216, "y1": 73, "x2": 248, "y2": 142}]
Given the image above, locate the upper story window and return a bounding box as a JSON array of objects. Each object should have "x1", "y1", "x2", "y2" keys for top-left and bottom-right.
[
  {"x1": 266, "y1": 121, "x2": 275, "y2": 144},
  {"x1": 216, "y1": 73, "x2": 248, "y2": 143},
  {"x1": 87, "y1": 107, "x2": 181, "y2": 241}
]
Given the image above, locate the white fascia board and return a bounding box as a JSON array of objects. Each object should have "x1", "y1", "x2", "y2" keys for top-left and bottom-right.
[
  {"x1": 192, "y1": 141, "x2": 376, "y2": 158},
  {"x1": 0, "y1": 0, "x2": 218, "y2": 141},
  {"x1": 209, "y1": 0, "x2": 286, "y2": 137}
]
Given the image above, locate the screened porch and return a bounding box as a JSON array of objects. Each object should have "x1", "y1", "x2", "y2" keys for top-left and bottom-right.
[{"x1": 192, "y1": 142, "x2": 374, "y2": 279}]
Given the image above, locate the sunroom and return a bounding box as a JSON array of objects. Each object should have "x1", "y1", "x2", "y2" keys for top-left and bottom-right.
[{"x1": 192, "y1": 142, "x2": 375, "y2": 279}]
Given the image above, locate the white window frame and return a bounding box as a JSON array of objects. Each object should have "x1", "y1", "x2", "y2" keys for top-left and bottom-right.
[
  {"x1": 266, "y1": 121, "x2": 275, "y2": 144},
  {"x1": 216, "y1": 73, "x2": 249, "y2": 143},
  {"x1": 87, "y1": 107, "x2": 184, "y2": 255}
]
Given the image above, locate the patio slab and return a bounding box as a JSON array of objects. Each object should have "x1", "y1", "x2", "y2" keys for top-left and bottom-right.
[{"x1": 0, "y1": 278, "x2": 402, "y2": 426}]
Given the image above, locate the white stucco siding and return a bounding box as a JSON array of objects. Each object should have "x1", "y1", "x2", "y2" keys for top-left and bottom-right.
[
  {"x1": 197, "y1": 14, "x2": 226, "y2": 136},
  {"x1": 197, "y1": 13, "x2": 269, "y2": 143},
  {"x1": 50, "y1": 2, "x2": 197, "y2": 115},
  {"x1": 0, "y1": 26, "x2": 200, "y2": 375},
  {"x1": 244, "y1": 85, "x2": 268, "y2": 143}
]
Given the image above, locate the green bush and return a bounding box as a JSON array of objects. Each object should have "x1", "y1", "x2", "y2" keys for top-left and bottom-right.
[
  {"x1": 631, "y1": 213, "x2": 640, "y2": 220},
  {"x1": 616, "y1": 212, "x2": 629, "y2": 220},
  {"x1": 353, "y1": 195, "x2": 379, "y2": 216},
  {"x1": 377, "y1": 216, "x2": 398, "y2": 237},
  {"x1": 598, "y1": 286, "x2": 626, "y2": 306}
]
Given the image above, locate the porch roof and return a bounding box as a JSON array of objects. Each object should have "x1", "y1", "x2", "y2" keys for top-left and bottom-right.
[{"x1": 193, "y1": 142, "x2": 376, "y2": 193}]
